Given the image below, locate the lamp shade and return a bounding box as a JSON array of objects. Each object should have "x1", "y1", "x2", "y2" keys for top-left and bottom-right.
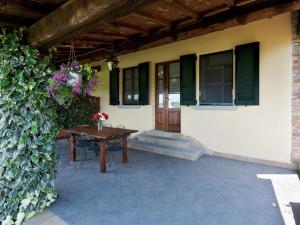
[{"x1": 106, "y1": 56, "x2": 118, "y2": 71}]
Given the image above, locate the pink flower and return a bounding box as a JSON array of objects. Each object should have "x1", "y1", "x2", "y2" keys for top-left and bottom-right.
[
  {"x1": 47, "y1": 87, "x2": 53, "y2": 93},
  {"x1": 60, "y1": 66, "x2": 66, "y2": 71},
  {"x1": 72, "y1": 87, "x2": 81, "y2": 94}
]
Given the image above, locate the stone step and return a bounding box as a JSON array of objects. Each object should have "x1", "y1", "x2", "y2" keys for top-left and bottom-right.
[
  {"x1": 128, "y1": 139, "x2": 203, "y2": 161},
  {"x1": 146, "y1": 130, "x2": 187, "y2": 139},
  {"x1": 137, "y1": 134, "x2": 192, "y2": 148}
]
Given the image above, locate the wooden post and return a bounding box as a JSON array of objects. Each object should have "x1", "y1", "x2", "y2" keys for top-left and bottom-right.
[
  {"x1": 100, "y1": 141, "x2": 107, "y2": 173},
  {"x1": 70, "y1": 133, "x2": 77, "y2": 162},
  {"x1": 122, "y1": 136, "x2": 128, "y2": 163}
]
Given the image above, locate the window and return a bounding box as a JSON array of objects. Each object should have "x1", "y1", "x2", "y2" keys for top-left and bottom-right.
[
  {"x1": 168, "y1": 62, "x2": 180, "y2": 109},
  {"x1": 123, "y1": 67, "x2": 139, "y2": 105},
  {"x1": 200, "y1": 50, "x2": 233, "y2": 105}
]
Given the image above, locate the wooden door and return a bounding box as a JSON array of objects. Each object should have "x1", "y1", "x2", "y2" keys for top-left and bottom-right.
[{"x1": 155, "y1": 61, "x2": 181, "y2": 132}]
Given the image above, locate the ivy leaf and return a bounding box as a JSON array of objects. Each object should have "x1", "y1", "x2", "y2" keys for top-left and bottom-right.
[
  {"x1": 30, "y1": 122, "x2": 38, "y2": 134},
  {"x1": 0, "y1": 29, "x2": 58, "y2": 224},
  {"x1": 30, "y1": 155, "x2": 39, "y2": 164}
]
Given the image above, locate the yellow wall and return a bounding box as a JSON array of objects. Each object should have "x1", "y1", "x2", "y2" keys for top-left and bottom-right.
[{"x1": 93, "y1": 13, "x2": 292, "y2": 164}]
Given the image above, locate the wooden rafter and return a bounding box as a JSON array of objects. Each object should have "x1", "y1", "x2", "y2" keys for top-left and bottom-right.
[
  {"x1": 112, "y1": 22, "x2": 149, "y2": 33},
  {"x1": 203, "y1": 5, "x2": 230, "y2": 17},
  {"x1": 92, "y1": 31, "x2": 129, "y2": 40},
  {"x1": 69, "y1": 39, "x2": 111, "y2": 47},
  {"x1": 77, "y1": 0, "x2": 300, "y2": 62},
  {"x1": 236, "y1": 0, "x2": 257, "y2": 6},
  {"x1": 223, "y1": 0, "x2": 236, "y2": 7},
  {"x1": 163, "y1": 0, "x2": 199, "y2": 19},
  {"x1": 132, "y1": 12, "x2": 171, "y2": 27},
  {"x1": 26, "y1": 0, "x2": 159, "y2": 47}
]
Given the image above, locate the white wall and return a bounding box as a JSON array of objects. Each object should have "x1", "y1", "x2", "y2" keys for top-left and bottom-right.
[{"x1": 93, "y1": 13, "x2": 292, "y2": 164}]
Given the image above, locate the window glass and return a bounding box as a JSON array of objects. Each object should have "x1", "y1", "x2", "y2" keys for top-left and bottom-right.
[
  {"x1": 158, "y1": 65, "x2": 164, "y2": 109},
  {"x1": 200, "y1": 51, "x2": 233, "y2": 105},
  {"x1": 123, "y1": 67, "x2": 139, "y2": 105},
  {"x1": 168, "y1": 62, "x2": 180, "y2": 108}
]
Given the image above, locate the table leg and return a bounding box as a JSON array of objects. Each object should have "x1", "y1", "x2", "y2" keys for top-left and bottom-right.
[
  {"x1": 100, "y1": 141, "x2": 107, "y2": 173},
  {"x1": 70, "y1": 134, "x2": 76, "y2": 162},
  {"x1": 122, "y1": 136, "x2": 128, "y2": 163}
]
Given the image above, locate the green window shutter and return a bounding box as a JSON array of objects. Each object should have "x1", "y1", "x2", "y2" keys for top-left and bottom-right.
[
  {"x1": 109, "y1": 68, "x2": 120, "y2": 105},
  {"x1": 180, "y1": 54, "x2": 197, "y2": 106},
  {"x1": 138, "y1": 62, "x2": 149, "y2": 105},
  {"x1": 235, "y1": 42, "x2": 259, "y2": 105}
]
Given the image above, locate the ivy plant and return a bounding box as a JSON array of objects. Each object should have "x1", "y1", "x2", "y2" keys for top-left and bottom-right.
[{"x1": 0, "y1": 29, "x2": 59, "y2": 225}]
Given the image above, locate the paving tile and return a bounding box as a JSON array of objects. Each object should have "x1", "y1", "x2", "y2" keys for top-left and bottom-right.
[
  {"x1": 23, "y1": 140, "x2": 300, "y2": 225},
  {"x1": 206, "y1": 197, "x2": 239, "y2": 214},
  {"x1": 221, "y1": 213, "x2": 253, "y2": 225},
  {"x1": 244, "y1": 212, "x2": 285, "y2": 225}
]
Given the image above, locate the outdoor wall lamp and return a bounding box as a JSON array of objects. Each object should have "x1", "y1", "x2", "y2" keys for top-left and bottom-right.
[{"x1": 106, "y1": 55, "x2": 119, "y2": 71}]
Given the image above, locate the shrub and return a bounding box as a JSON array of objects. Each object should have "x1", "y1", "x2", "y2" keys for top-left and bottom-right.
[{"x1": 0, "y1": 29, "x2": 59, "y2": 225}]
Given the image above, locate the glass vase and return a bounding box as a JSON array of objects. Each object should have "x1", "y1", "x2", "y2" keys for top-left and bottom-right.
[{"x1": 97, "y1": 120, "x2": 103, "y2": 131}]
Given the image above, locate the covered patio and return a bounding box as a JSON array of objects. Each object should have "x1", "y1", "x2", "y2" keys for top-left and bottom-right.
[
  {"x1": 2, "y1": 0, "x2": 300, "y2": 224},
  {"x1": 23, "y1": 139, "x2": 300, "y2": 225}
]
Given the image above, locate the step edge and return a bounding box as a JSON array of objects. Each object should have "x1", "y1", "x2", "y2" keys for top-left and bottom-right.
[
  {"x1": 128, "y1": 143, "x2": 203, "y2": 161},
  {"x1": 128, "y1": 140, "x2": 203, "y2": 154},
  {"x1": 138, "y1": 134, "x2": 191, "y2": 143}
]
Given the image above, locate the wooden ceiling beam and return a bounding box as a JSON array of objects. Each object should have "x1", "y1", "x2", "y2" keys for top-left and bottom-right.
[
  {"x1": 91, "y1": 31, "x2": 129, "y2": 39},
  {"x1": 68, "y1": 39, "x2": 110, "y2": 47},
  {"x1": 112, "y1": 22, "x2": 149, "y2": 33},
  {"x1": 236, "y1": 0, "x2": 258, "y2": 6},
  {"x1": 76, "y1": 34, "x2": 113, "y2": 43},
  {"x1": 223, "y1": 0, "x2": 236, "y2": 7},
  {"x1": 56, "y1": 45, "x2": 99, "y2": 50},
  {"x1": 26, "y1": 0, "x2": 158, "y2": 47},
  {"x1": 132, "y1": 12, "x2": 171, "y2": 27},
  {"x1": 81, "y1": 0, "x2": 300, "y2": 62},
  {"x1": 163, "y1": 0, "x2": 199, "y2": 19},
  {"x1": 203, "y1": 6, "x2": 230, "y2": 17}
]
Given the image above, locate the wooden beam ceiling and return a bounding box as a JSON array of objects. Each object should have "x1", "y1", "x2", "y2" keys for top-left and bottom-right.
[
  {"x1": 223, "y1": 0, "x2": 236, "y2": 7},
  {"x1": 25, "y1": 0, "x2": 158, "y2": 48},
  {"x1": 107, "y1": 22, "x2": 149, "y2": 34},
  {"x1": 163, "y1": 0, "x2": 199, "y2": 19},
  {"x1": 80, "y1": 0, "x2": 300, "y2": 62},
  {"x1": 132, "y1": 12, "x2": 171, "y2": 27}
]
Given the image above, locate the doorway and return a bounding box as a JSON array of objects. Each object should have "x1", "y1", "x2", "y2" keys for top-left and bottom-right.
[{"x1": 155, "y1": 61, "x2": 181, "y2": 132}]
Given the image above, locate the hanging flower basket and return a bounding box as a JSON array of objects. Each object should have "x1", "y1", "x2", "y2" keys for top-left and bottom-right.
[
  {"x1": 47, "y1": 62, "x2": 99, "y2": 107},
  {"x1": 47, "y1": 40, "x2": 100, "y2": 107}
]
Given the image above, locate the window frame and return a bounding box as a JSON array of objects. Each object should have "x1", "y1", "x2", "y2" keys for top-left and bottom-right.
[
  {"x1": 199, "y1": 49, "x2": 234, "y2": 106},
  {"x1": 122, "y1": 66, "x2": 139, "y2": 105}
]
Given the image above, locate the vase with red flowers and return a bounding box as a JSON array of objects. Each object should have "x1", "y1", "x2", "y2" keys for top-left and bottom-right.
[{"x1": 92, "y1": 112, "x2": 109, "y2": 131}]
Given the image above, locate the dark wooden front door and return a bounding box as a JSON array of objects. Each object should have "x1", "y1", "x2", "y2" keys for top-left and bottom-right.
[{"x1": 155, "y1": 61, "x2": 181, "y2": 132}]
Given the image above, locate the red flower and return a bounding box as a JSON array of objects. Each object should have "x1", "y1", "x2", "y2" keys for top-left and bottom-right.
[
  {"x1": 91, "y1": 112, "x2": 109, "y2": 121},
  {"x1": 102, "y1": 113, "x2": 109, "y2": 120},
  {"x1": 91, "y1": 113, "x2": 100, "y2": 121}
]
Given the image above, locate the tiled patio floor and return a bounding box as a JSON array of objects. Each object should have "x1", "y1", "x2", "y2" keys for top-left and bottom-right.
[{"x1": 24, "y1": 140, "x2": 300, "y2": 225}]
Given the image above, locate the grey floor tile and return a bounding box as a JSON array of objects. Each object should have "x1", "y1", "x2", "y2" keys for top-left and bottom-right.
[
  {"x1": 221, "y1": 213, "x2": 253, "y2": 225},
  {"x1": 23, "y1": 140, "x2": 299, "y2": 225}
]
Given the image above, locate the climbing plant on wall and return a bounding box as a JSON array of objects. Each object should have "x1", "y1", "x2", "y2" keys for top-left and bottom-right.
[{"x1": 0, "y1": 29, "x2": 59, "y2": 225}]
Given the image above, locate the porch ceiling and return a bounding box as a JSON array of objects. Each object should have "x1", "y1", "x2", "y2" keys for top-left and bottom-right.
[{"x1": 2, "y1": 0, "x2": 300, "y2": 63}]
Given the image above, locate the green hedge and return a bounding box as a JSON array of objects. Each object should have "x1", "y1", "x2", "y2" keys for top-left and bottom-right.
[{"x1": 0, "y1": 30, "x2": 58, "y2": 224}]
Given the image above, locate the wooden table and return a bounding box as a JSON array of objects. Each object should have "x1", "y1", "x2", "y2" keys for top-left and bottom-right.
[{"x1": 69, "y1": 125, "x2": 138, "y2": 173}]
